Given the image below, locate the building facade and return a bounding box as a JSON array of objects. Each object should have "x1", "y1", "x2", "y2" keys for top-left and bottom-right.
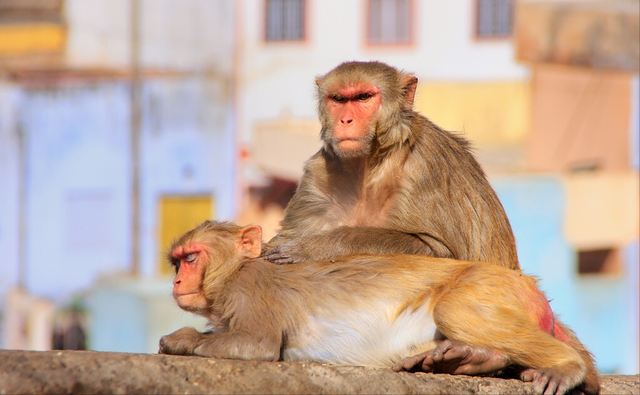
[{"x1": 0, "y1": 0, "x2": 235, "y2": 310}]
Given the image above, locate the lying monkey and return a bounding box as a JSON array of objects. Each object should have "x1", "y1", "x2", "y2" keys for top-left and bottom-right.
[{"x1": 159, "y1": 220, "x2": 599, "y2": 395}]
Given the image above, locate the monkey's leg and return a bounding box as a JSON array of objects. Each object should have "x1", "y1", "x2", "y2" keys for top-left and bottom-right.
[
  {"x1": 392, "y1": 339, "x2": 510, "y2": 375},
  {"x1": 433, "y1": 293, "x2": 588, "y2": 395}
]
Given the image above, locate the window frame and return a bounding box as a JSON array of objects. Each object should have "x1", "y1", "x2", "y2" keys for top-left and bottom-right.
[
  {"x1": 365, "y1": 0, "x2": 415, "y2": 48},
  {"x1": 474, "y1": 0, "x2": 515, "y2": 40},
  {"x1": 577, "y1": 247, "x2": 622, "y2": 276},
  {"x1": 264, "y1": 0, "x2": 308, "y2": 43}
]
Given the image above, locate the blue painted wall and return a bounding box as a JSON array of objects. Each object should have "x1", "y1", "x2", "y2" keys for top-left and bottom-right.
[
  {"x1": 1, "y1": 76, "x2": 235, "y2": 300},
  {"x1": 494, "y1": 176, "x2": 638, "y2": 374},
  {"x1": 19, "y1": 84, "x2": 132, "y2": 298}
]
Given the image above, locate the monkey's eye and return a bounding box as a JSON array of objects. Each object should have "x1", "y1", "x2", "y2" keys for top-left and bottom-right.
[
  {"x1": 185, "y1": 253, "x2": 197, "y2": 263},
  {"x1": 171, "y1": 259, "x2": 181, "y2": 273},
  {"x1": 356, "y1": 93, "x2": 372, "y2": 101},
  {"x1": 331, "y1": 94, "x2": 347, "y2": 103}
]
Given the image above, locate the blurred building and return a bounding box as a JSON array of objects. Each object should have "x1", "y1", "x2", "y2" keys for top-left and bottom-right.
[
  {"x1": 0, "y1": 0, "x2": 235, "y2": 296},
  {"x1": 0, "y1": 0, "x2": 232, "y2": 349}
]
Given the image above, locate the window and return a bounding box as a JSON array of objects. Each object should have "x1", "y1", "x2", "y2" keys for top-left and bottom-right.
[
  {"x1": 157, "y1": 195, "x2": 214, "y2": 276},
  {"x1": 476, "y1": 0, "x2": 514, "y2": 38},
  {"x1": 368, "y1": 0, "x2": 412, "y2": 45},
  {"x1": 577, "y1": 247, "x2": 622, "y2": 275},
  {"x1": 265, "y1": 0, "x2": 305, "y2": 42},
  {"x1": 0, "y1": 0, "x2": 63, "y2": 23}
]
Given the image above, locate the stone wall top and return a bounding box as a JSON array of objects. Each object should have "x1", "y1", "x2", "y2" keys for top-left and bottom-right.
[{"x1": 0, "y1": 350, "x2": 638, "y2": 394}]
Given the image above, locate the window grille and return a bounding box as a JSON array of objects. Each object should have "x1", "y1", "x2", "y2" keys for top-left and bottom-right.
[
  {"x1": 368, "y1": 0, "x2": 412, "y2": 45},
  {"x1": 476, "y1": 0, "x2": 513, "y2": 38},
  {"x1": 266, "y1": 0, "x2": 305, "y2": 42}
]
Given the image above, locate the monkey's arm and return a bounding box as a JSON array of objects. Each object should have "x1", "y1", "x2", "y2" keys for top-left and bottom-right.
[
  {"x1": 159, "y1": 327, "x2": 281, "y2": 361},
  {"x1": 160, "y1": 272, "x2": 284, "y2": 361},
  {"x1": 194, "y1": 331, "x2": 281, "y2": 361},
  {"x1": 265, "y1": 226, "x2": 452, "y2": 264}
]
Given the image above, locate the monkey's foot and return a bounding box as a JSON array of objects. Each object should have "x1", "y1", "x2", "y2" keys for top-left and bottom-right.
[
  {"x1": 520, "y1": 366, "x2": 586, "y2": 395},
  {"x1": 392, "y1": 340, "x2": 510, "y2": 376}
]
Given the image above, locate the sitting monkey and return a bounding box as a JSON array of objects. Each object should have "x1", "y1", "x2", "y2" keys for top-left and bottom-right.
[{"x1": 159, "y1": 220, "x2": 599, "y2": 395}]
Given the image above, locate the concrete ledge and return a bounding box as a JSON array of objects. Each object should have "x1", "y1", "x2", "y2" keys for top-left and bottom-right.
[{"x1": 0, "y1": 350, "x2": 638, "y2": 394}]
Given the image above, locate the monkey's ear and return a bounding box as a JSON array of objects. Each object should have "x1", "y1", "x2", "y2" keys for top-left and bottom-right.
[
  {"x1": 315, "y1": 77, "x2": 322, "y2": 87},
  {"x1": 401, "y1": 76, "x2": 418, "y2": 111},
  {"x1": 239, "y1": 225, "x2": 263, "y2": 259}
]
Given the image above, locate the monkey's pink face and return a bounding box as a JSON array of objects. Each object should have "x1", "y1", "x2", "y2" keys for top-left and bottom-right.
[
  {"x1": 170, "y1": 242, "x2": 209, "y2": 312},
  {"x1": 325, "y1": 82, "x2": 382, "y2": 155}
]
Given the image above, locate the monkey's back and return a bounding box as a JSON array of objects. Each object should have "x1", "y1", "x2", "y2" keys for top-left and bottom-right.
[
  {"x1": 393, "y1": 115, "x2": 519, "y2": 269},
  {"x1": 274, "y1": 255, "x2": 528, "y2": 368}
]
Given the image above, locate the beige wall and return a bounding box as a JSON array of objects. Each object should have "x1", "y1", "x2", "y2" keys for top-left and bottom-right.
[
  {"x1": 527, "y1": 64, "x2": 634, "y2": 172},
  {"x1": 564, "y1": 171, "x2": 639, "y2": 249},
  {"x1": 252, "y1": 112, "x2": 321, "y2": 181}
]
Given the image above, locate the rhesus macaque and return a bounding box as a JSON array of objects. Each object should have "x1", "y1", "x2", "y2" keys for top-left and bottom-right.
[
  {"x1": 159, "y1": 221, "x2": 599, "y2": 395},
  {"x1": 262, "y1": 61, "x2": 600, "y2": 390},
  {"x1": 265, "y1": 61, "x2": 519, "y2": 269}
]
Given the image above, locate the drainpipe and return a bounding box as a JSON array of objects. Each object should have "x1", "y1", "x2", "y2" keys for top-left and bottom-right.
[{"x1": 130, "y1": 0, "x2": 141, "y2": 276}]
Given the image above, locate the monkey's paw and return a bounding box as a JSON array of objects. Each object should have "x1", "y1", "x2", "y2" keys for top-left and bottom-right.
[
  {"x1": 392, "y1": 340, "x2": 510, "y2": 376},
  {"x1": 159, "y1": 327, "x2": 203, "y2": 356}
]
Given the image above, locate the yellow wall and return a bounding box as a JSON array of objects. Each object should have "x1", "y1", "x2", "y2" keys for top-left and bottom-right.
[
  {"x1": 0, "y1": 24, "x2": 66, "y2": 56},
  {"x1": 413, "y1": 81, "x2": 531, "y2": 146},
  {"x1": 157, "y1": 196, "x2": 214, "y2": 276}
]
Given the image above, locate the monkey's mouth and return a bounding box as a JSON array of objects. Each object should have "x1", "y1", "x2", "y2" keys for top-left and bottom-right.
[
  {"x1": 336, "y1": 138, "x2": 365, "y2": 149},
  {"x1": 174, "y1": 292, "x2": 198, "y2": 299},
  {"x1": 173, "y1": 292, "x2": 198, "y2": 301}
]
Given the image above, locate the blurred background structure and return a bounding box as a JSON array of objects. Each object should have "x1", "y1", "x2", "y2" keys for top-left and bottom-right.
[{"x1": 0, "y1": 0, "x2": 638, "y2": 375}]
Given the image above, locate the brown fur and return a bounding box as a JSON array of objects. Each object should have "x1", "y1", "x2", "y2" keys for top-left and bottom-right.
[
  {"x1": 160, "y1": 221, "x2": 599, "y2": 395},
  {"x1": 265, "y1": 61, "x2": 519, "y2": 269}
]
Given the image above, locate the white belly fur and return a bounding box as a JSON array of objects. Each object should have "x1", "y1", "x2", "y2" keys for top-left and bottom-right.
[{"x1": 282, "y1": 300, "x2": 438, "y2": 368}]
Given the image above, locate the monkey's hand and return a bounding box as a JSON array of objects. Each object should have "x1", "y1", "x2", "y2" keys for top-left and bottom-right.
[
  {"x1": 392, "y1": 340, "x2": 510, "y2": 376},
  {"x1": 159, "y1": 327, "x2": 205, "y2": 356},
  {"x1": 264, "y1": 240, "x2": 309, "y2": 264}
]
